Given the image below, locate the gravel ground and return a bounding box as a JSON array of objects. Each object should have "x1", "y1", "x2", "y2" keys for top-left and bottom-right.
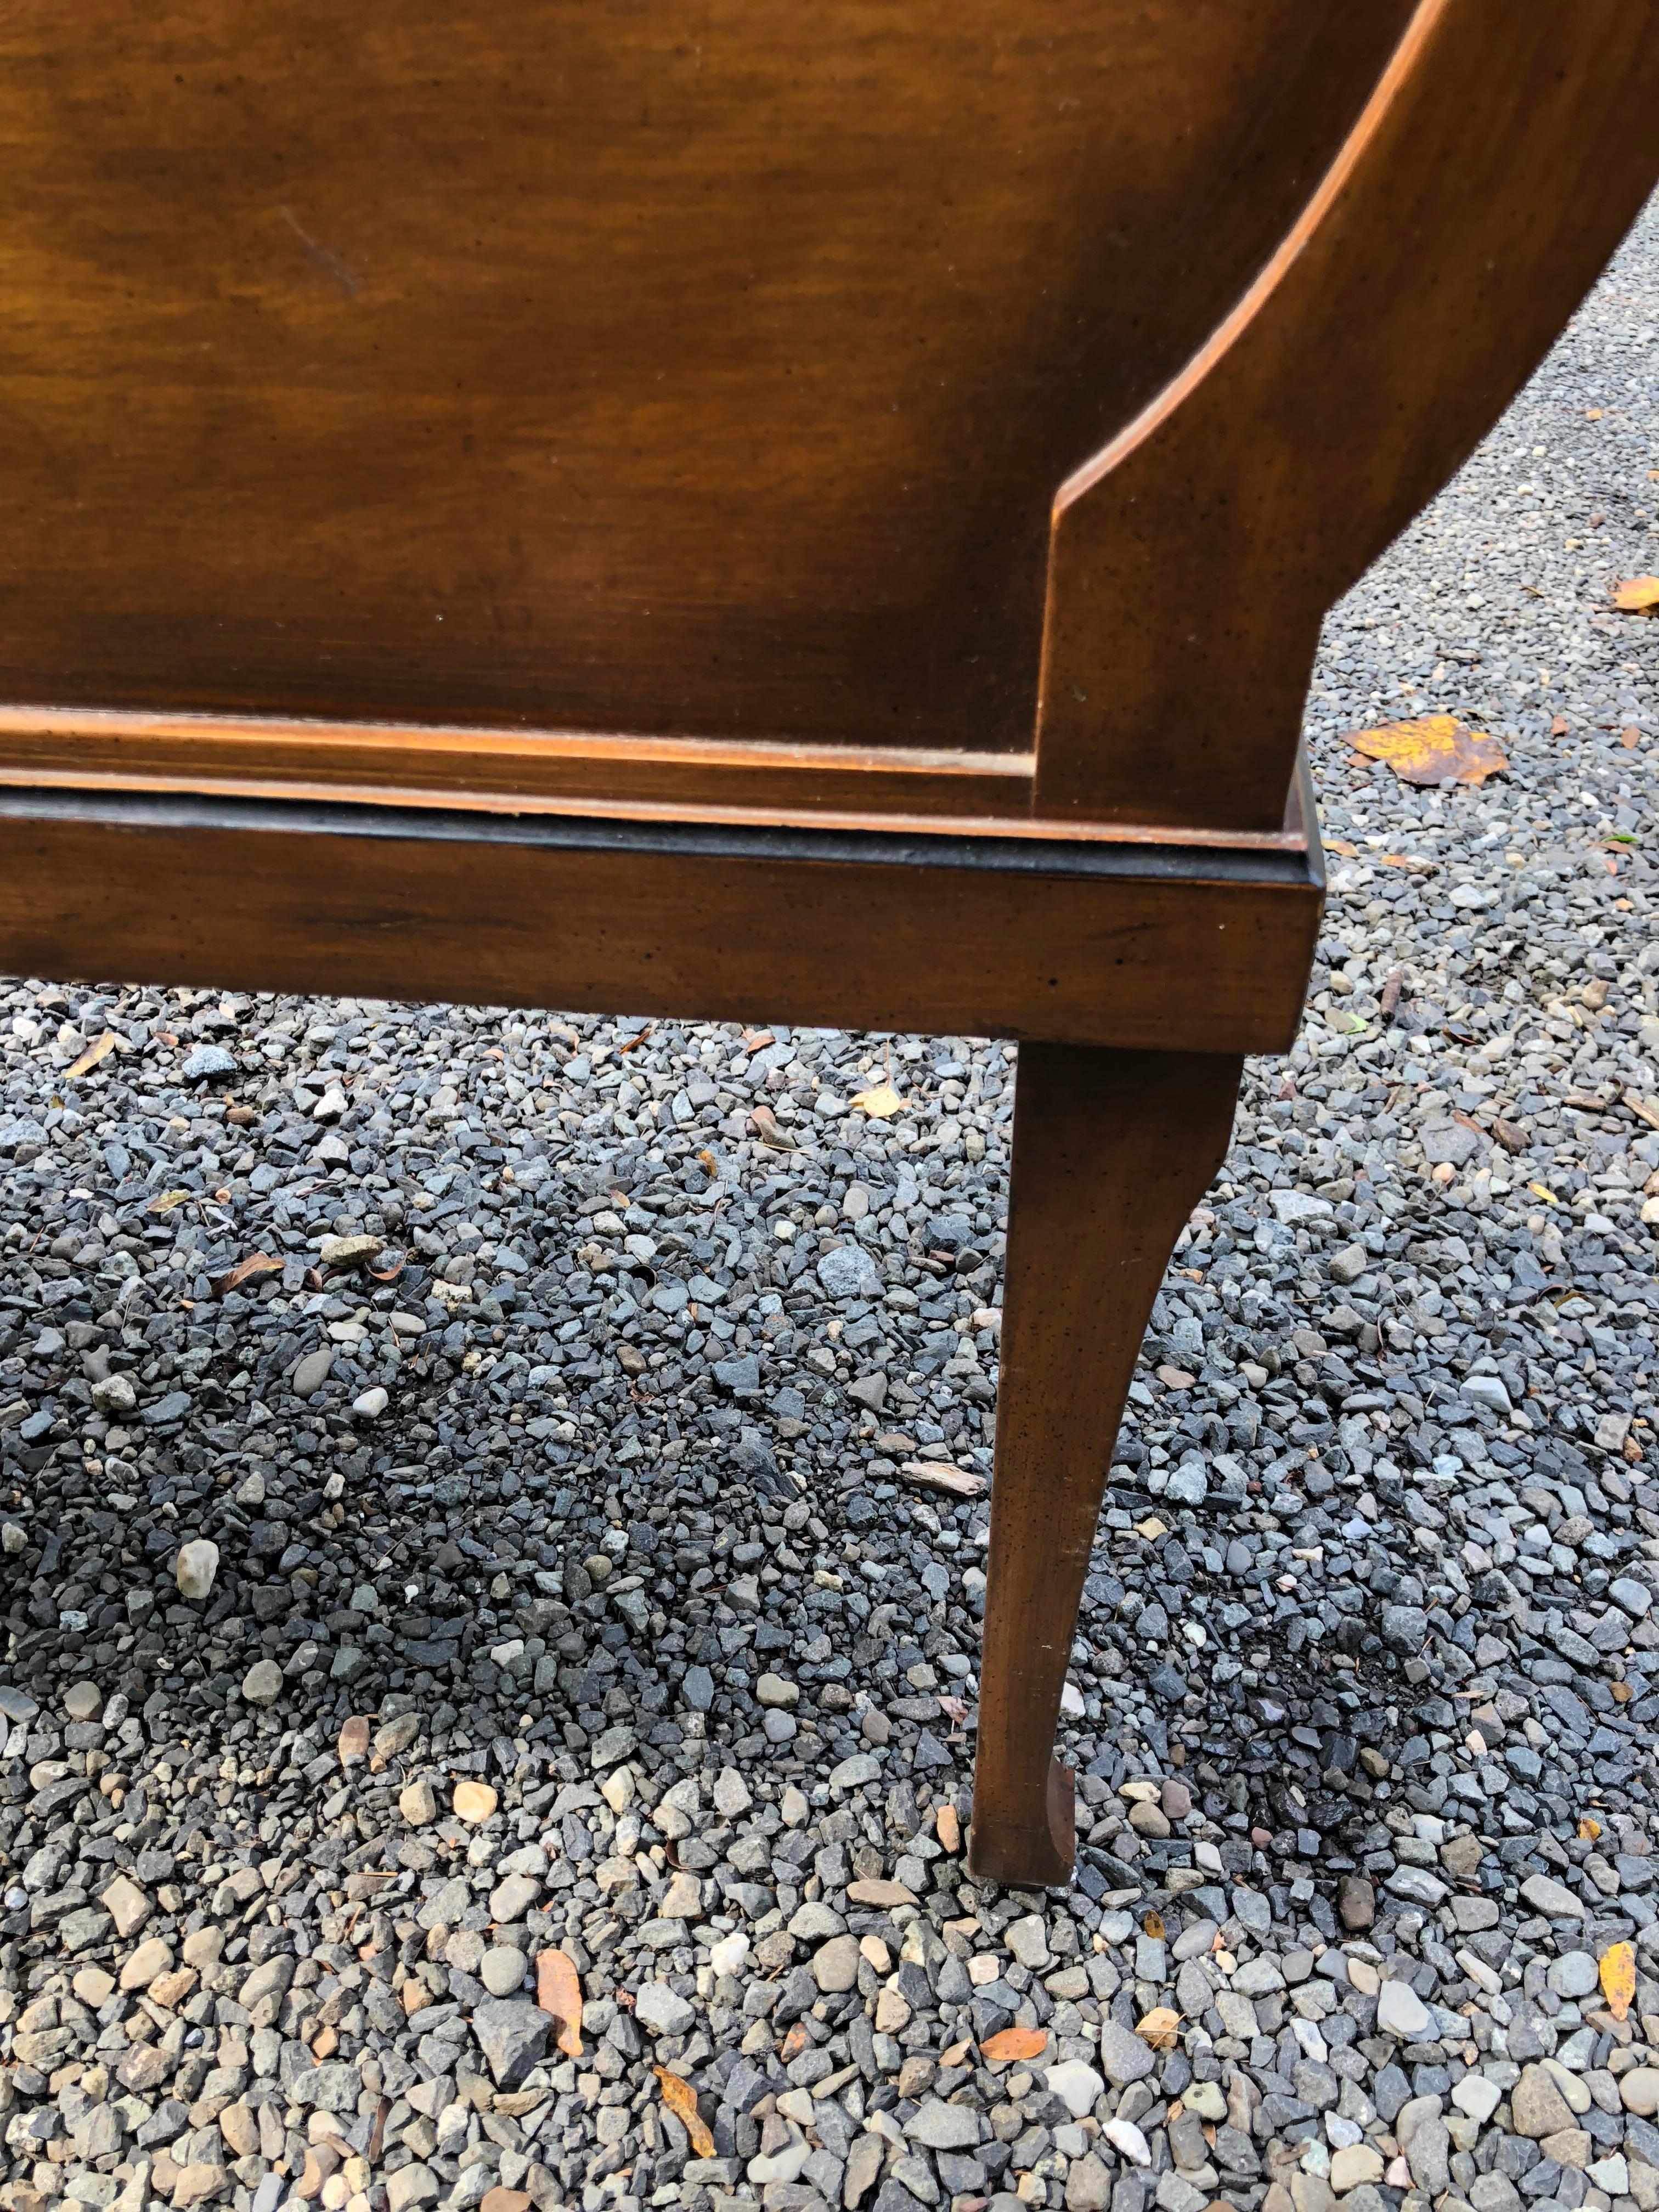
[{"x1": 3, "y1": 199, "x2": 1659, "y2": 2212}]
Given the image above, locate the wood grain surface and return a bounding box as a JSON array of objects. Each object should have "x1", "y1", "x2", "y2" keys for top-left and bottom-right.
[
  {"x1": 0, "y1": 798, "x2": 1322, "y2": 1057},
  {"x1": 1039, "y1": 0, "x2": 1659, "y2": 830},
  {"x1": 0, "y1": 1, "x2": 1407, "y2": 758}
]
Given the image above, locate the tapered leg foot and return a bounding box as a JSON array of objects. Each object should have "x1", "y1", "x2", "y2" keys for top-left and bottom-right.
[{"x1": 968, "y1": 1045, "x2": 1243, "y2": 1889}]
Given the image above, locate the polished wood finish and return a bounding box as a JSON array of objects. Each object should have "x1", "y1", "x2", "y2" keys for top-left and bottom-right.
[
  {"x1": 0, "y1": 0, "x2": 1407, "y2": 769},
  {"x1": 1039, "y1": 0, "x2": 1659, "y2": 829},
  {"x1": 2, "y1": 1, "x2": 1654, "y2": 1888},
  {"x1": 969, "y1": 1047, "x2": 1243, "y2": 1884},
  {"x1": 0, "y1": 794, "x2": 1321, "y2": 1057}
]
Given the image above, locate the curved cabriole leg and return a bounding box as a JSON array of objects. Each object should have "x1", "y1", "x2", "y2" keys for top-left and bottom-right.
[{"x1": 968, "y1": 1045, "x2": 1243, "y2": 1888}]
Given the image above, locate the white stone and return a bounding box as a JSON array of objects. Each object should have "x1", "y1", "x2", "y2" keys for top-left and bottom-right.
[
  {"x1": 1045, "y1": 2061, "x2": 1104, "y2": 2119},
  {"x1": 353, "y1": 1386, "x2": 389, "y2": 1418},
  {"x1": 1102, "y1": 2120, "x2": 1151, "y2": 2166},
  {"x1": 1376, "y1": 1979, "x2": 1431, "y2": 2038},
  {"x1": 175, "y1": 1538, "x2": 220, "y2": 1600}
]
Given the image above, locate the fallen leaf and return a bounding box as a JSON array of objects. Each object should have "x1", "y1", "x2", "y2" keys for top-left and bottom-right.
[
  {"x1": 938, "y1": 1694, "x2": 968, "y2": 1725},
  {"x1": 697, "y1": 1149, "x2": 721, "y2": 1179},
  {"x1": 1347, "y1": 714, "x2": 1509, "y2": 786},
  {"x1": 1579, "y1": 1817, "x2": 1602, "y2": 1841},
  {"x1": 212, "y1": 1251, "x2": 283, "y2": 1297},
  {"x1": 1612, "y1": 1680, "x2": 1634, "y2": 1703},
  {"x1": 1136, "y1": 2007, "x2": 1182, "y2": 2050},
  {"x1": 849, "y1": 1082, "x2": 905, "y2": 1120},
  {"x1": 748, "y1": 1103, "x2": 797, "y2": 1150},
  {"x1": 1325, "y1": 838, "x2": 1358, "y2": 859},
  {"x1": 899, "y1": 1460, "x2": 987, "y2": 1499},
  {"x1": 537, "y1": 1949, "x2": 583, "y2": 2057},
  {"x1": 1600, "y1": 1940, "x2": 1637, "y2": 2022},
  {"x1": 1143, "y1": 1911, "x2": 1165, "y2": 1940},
  {"x1": 65, "y1": 1031, "x2": 117, "y2": 1080},
  {"x1": 1527, "y1": 1182, "x2": 1559, "y2": 1206},
  {"x1": 1612, "y1": 576, "x2": 1659, "y2": 613},
  {"x1": 940, "y1": 2039, "x2": 973, "y2": 2069},
  {"x1": 1622, "y1": 725, "x2": 1642, "y2": 749},
  {"x1": 653, "y1": 2067, "x2": 714, "y2": 2157},
  {"x1": 146, "y1": 1189, "x2": 194, "y2": 1215},
  {"x1": 981, "y1": 2026, "x2": 1048, "y2": 2064}
]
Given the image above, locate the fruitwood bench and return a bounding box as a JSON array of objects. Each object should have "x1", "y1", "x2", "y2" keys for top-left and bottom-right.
[{"x1": 0, "y1": 0, "x2": 1654, "y2": 1885}]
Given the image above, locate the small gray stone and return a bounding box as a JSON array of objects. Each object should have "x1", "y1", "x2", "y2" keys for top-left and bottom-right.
[
  {"x1": 1519, "y1": 1872, "x2": 1585, "y2": 1920},
  {"x1": 291, "y1": 1348, "x2": 334, "y2": 1399},
  {"x1": 907, "y1": 2100, "x2": 982, "y2": 2151},
  {"x1": 180, "y1": 1043, "x2": 238, "y2": 1081},
  {"x1": 1375, "y1": 1980, "x2": 1430, "y2": 2039},
  {"x1": 633, "y1": 1981, "x2": 695, "y2": 2037},
  {"x1": 471, "y1": 1996, "x2": 552, "y2": 2085},
  {"x1": 1547, "y1": 1951, "x2": 1599, "y2": 1998},
  {"x1": 240, "y1": 1658, "x2": 283, "y2": 1706},
  {"x1": 1098, "y1": 2020, "x2": 1156, "y2": 2087},
  {"x1": 817, "y1": 1245, "x2": 883, "y2": 1301},
  {"x1": 812, "y1": 1934, "x2": 861, "y2": 1993},
  {"x1": 1380, "y1": 1604, "x2": 1429, "y2": 1654}
]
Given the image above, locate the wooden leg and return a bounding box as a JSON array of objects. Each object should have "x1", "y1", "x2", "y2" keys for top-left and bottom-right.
[{"x1": 968, "y1": 1045, "x2": 1244, "y2": 1888}]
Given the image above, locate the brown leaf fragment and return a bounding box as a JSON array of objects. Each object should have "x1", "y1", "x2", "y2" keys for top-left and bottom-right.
[
  {"x1": 1137, "y1": 2007, "x2": 1182, "y2": 2050},
  {"x1": 1347, "y1": 714, "x2": 1509, "y2": 787},
  {"x1": 65, "y1": 1031, "x2": 118, "y2": 1080},
  {"x1": 748, "y1": 1103, "x2": 797, "y2": 1150},
  {"x1": 1612, "y1": 575, "x2": 1659, "y2": 613},
  {"x1": 653, "y1": 2067, "x2": 714, "y2": 2158},
  {"x1": 981, "y1": 2026, "x2": 1048, "y2": 2064},
  {"x1": 212, "y1": 1251, "x2": 284, "y2": 1297},
  {"x1": 1142, "y1": 1911, "x2": 1166, "y2": 1940},
  {"x1": 536, "y1": 1949, "x2": 583, "y2": 2057}
]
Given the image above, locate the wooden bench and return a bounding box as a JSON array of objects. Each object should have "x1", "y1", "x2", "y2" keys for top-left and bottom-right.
[{"x1": 1, "y1": 0, "x2": 1654, "y2": 1885}]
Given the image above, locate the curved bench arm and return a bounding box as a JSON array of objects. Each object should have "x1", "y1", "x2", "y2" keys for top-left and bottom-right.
[{"x1": 1036, "y1": 0, "x2": 1659, "y2": 832}]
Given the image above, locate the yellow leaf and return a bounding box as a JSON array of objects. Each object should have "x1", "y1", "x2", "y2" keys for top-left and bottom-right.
[
  {"x1": 65, "y1": 1031, "x2": 117, "y2": 1080},
  {"x1": 1136, "y1": 2007, "x2": 1182, "y2": 2050},
  {"x1": 981, "y1": 2026, "x2": 1048, "y2": 2064},
  {"x1": 1133, "y1": 1517, "x2": 1167, "y2": 1541},
  {"x1": 850, "y1": 1082, "x2": 904, "y2": 1120},
  {"x1": 1600, "y1": 1941, "x2": 1637, "y2": 2022},
  {"x1": 1612, "y1": 575, "x2": 1659, "y2": 613},
  {"x1": 1325, "y1": 839, "x2": 1358, "y2": 859},
  {"x1": 1579, "y1": 1816, "x2": 1602, "y2": 1842},
  {"x1": 536, "y1": 1949, "x2": 583, "y2": 2058},
  {"x1": 146, "y1": 1190, "x2": 194, "y2": 1215},
  {"x1": 653, "y1": 2067, "x2": 714, "y2": 2158},
  {"x1": 1347, "y1": 714, "x2": 1509, "y2": 787},
  {"x1": 1527, "y1": 1183, "x2": 1558, "y2": 1206}
]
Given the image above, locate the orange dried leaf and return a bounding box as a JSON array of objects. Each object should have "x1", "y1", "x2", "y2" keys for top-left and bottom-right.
[
  {"x1": 213, "y1": 1251, "x2": 284, "y2": 1297},
  {"x1": 1579, "y1": 1817, "x2": 1602, "y2": 1841},
  {"x1": 65, "y1": 1031, "x2": 117, "y2": 1080},
  {"x1": 1600, "y1": 1941, "x2": 1637, "y2": 2022},
  {"x1": 653, "y1": 2067, "x2": 714, "y2": 2158},
  {"x1": 1143, "y1": 1911, "x2": 1166, "y2": 1941},
  {"x1": 536, "y1": 1949, "x2": 583, "y2": 2057},
  {"x1": 1347, "y1": 714, "x2": 1509, "y2": 787},
  {"x1": 981, "y1": 2026, "x2": 1048, "y2": 2064},
  {"x1": 1137, "y1": 2006, "x2": 1182, "y2": 2050},
  {"x1": 146, "y1": 1189, "x2": 194, "y2": 1215},
  {"x1": 1612, "y1": 575, "x2": 1659, "y2": 613}
]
